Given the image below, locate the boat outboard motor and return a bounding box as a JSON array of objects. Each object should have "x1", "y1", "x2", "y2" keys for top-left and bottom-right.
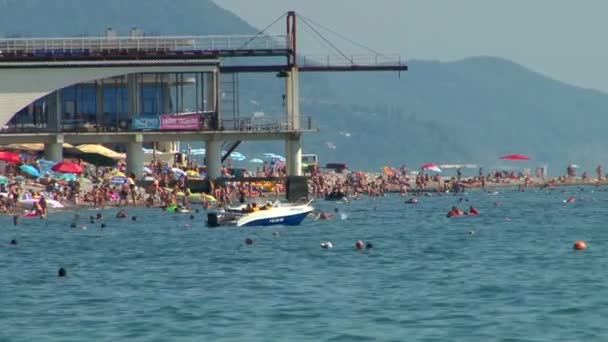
[{"x1": 207, "y1": 212, "x2": 220, "y2": 227}]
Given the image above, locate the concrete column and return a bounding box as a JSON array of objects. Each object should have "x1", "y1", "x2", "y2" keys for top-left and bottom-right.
[
  {"x1": 285, "y1": 66, "x2": 300, "y2": 130},
  {"x1": 44, "y1": 134, "x2": 64, "y2": 161},
  {"x1": 95, "y1": 80, "x2": 104, "y2": 127},
  {"x1": 126, "y1": 134, "x2": 144, "y2": 179},
  {"x1": 286, "y1": 136, "x2": 302, "y2": 176},
  {"x1": 206, "y1": 140, "x2": 222, "y2": 180},
  {"x1": 44, "y1": 143, "x2": 63, "y2": 162}
]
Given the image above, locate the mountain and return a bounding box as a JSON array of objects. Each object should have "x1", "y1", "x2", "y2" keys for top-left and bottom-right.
[{"x1": 0, "y1": 0, "x2": 606, "y2": 173}]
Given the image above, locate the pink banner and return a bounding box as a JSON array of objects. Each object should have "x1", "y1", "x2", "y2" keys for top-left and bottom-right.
[{"x1": 160, "y1": 113, "x2": 201, "y2": 130}]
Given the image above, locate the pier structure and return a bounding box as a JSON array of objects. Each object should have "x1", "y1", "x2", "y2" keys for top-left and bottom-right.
[{"x1": 0, "y1": 12, "x2": 407, "y2": 181}]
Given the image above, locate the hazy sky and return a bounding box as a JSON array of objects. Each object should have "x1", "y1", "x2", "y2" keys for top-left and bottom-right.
[{"x1": 218, "y1": 0, "x2": 608, "y2": 92}]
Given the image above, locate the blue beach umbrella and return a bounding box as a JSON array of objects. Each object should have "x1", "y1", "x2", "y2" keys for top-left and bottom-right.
[
  {"x1": 19, "y1": 165, "x2": 40, "y2": 178},
  {"x1": 249, "y1": 158, "x2": 264, "y2": 164}
]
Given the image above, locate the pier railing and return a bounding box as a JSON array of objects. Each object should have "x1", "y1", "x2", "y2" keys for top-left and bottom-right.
[
  {"x1": 0, "y1": 35, "x2": 288, "y2": 55},
  {"x1": 299, "y1": 54, "x2": 404, "y2": 68},
  {"x1": 220, "y1": 116, "x2": 316, "y2": 132},
  {"x1": 1, "y1": 114, "x2": 317, "y2": 134}
]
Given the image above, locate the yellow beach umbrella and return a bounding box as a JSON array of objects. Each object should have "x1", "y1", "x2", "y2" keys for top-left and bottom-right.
[{"x1": 76, "y1": 144, "x2": 125, "y2": 159}]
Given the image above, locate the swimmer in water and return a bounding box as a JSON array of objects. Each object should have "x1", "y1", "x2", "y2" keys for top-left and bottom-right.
[
  {"x1": 447, "y1": 206, "x2": 464, "y2": 218},
  {"x1": 468, "y1": 206, "x2": 479, "y2": 216},
  {"x1": 116, "y1": 210, "x2": 127, "y2": 219}
]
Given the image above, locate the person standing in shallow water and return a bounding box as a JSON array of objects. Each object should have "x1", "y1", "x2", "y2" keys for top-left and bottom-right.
[{"x1": 129, "y1": 173, "x2": 137, "y2": 207}]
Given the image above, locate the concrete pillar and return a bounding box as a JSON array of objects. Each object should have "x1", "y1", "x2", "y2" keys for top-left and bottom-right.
[
  {"x1": 206, "y1": 140, "x2": 222, "y2": 180},
  {"x1": 44, "y1": 143, "x2": 63, "y2": 162},
  {"x1": 44, "y1": 134, "x2": 64, "y2": 161},
  {"x1": 95, "y1": 80, "x2": 104, "y2": 127},
  {"x1": 286, "y1": 136, "x2": 302, "y2": 176},
  {"x1": 285, "y1": 66, "x2": 300, "y2": 130},
  {"x1": 126, "y1": 134, "x2": 144, "y2": 179}
]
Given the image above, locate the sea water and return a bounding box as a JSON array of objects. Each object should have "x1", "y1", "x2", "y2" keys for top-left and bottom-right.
[{"x1": 2, "y1": 186, "x2": 608, "y2": 341}]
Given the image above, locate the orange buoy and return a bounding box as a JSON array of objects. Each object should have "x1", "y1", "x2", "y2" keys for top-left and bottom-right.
[{"x1": 573, "y1": 240, "x2": 587, "y2": 250}]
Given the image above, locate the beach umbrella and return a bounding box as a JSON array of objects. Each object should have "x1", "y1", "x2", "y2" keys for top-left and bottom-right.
[
  {"x1": 19, "y1": 165, "x2": 40, "y2": 178},
  {"x1": 0, "y1": 175, "x2": 8, "y2": 184},
  {"x1": 110, "y1": 169, "x2": 126, "y2": 177},
  {"x1": 499, "y1": 154, "x2": 531, "y2": 161},
  {"x1": 421, "y1": 163, "x2": 442, "y2": 172},
  {"x1": 171, "y1": 168, "x2": 187, "y2": 177},
  {"x1": 230, "y1": 151, "x2": 246, "y2": 161},
  {"x1": 262, "y1": 153, "x2": 285, "y2": 161},
  {"x1": 0, "y1": 151, "x2": 20, "y2": 163},
  {"x1": 76, "y1": 144, "x2": 125, "y2": 159},
  {"x1": 189, "y1": 148, "x2": 206, "y2": 155},
  {"x1": 221, "y1": 151, "x2": 246, "y2": 161},
  {"x1": 51, "y1": 161, "x2": 83, "y2": 174},
  {"x1": 249, "y1": 158, "x2": 264, "y2": 164},
  {"x1": 143, "y1": 166, "x2": 153, "y2": 174},
  {"x1": 186, "y1": 170, "x2": 199, "y2": 177},
  {"x1": 56, "y1": 173, "x2": 78, "y2": 182}
]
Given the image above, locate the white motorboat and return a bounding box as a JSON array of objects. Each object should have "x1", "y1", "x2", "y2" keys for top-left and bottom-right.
[{"x1": 207, "y1": 200, "x2": 314, "y2": 227}]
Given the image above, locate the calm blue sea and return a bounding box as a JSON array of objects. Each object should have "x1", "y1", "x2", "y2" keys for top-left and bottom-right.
[{"x1": 2, "y1": 186, "x2": 608, "y2": 341}]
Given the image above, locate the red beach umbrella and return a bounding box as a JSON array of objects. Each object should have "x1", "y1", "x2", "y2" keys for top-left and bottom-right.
[
  {"x1": 421, "y1": 162, "x2": 439, "y2": 169},
  {"x1": 51, "y1": 161, "x2": 83, "y2": 174},
  {"x1": 499, "y1": 154, "x2": 531, "y2": 161},
  {"x1": 0, "y1": 150, "x2": 21, "y2": 163}
]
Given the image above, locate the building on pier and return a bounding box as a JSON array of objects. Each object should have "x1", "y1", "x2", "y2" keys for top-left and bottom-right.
[{"x1": 0, "y1": 12, "x2": 406, "y2": 184}]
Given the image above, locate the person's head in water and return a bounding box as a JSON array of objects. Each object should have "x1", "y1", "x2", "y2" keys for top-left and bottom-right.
[
  {"x1": 189, "y1": 215, "x2": 194, "y2": 220},
  {"x1": 132, "y1": 216, "x2": 137, "y2": 221},
  {"x1": 58, "y1": 267, "x2": 67, "y2": 277},
  {"x1": 70, "y1": 222, "x2": 77, "y2": 228},
  {"x1": 245, "y1": 238, "x2": 253, "y2": 245},
  {"x1": 96, "y1": 213, "x2": 102, "y2": 220},
  {"x1": 10, "y1": 239, "x2": 17, "y2": 245},
  {"x1": 366, "y1": 242, "x2": 373, "y2": 249},
  {"x1": 334, "y1": 208, "x2": 339, "y2": 213},
  {"x1": 100, "y1": 223, "x2": 106, "y2": 228}
]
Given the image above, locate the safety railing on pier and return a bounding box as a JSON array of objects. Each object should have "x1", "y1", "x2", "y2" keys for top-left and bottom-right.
[
  {"x1": 220, "y1": 116, "x2": 316, "y2": 132},
  {"x1": 0, "y1": 114, "x2": 316, "y2": 134},
  {"x1": 0, "y1": 35, "x2": 288, "y2": 54},
  {"x1": 299, "y1": 54, "x2": 404, "y2": 68}
]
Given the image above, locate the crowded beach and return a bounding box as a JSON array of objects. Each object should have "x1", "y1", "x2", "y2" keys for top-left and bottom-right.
[{"x1": 0, "y1": 145, "x2": 605, "y2": 218}]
